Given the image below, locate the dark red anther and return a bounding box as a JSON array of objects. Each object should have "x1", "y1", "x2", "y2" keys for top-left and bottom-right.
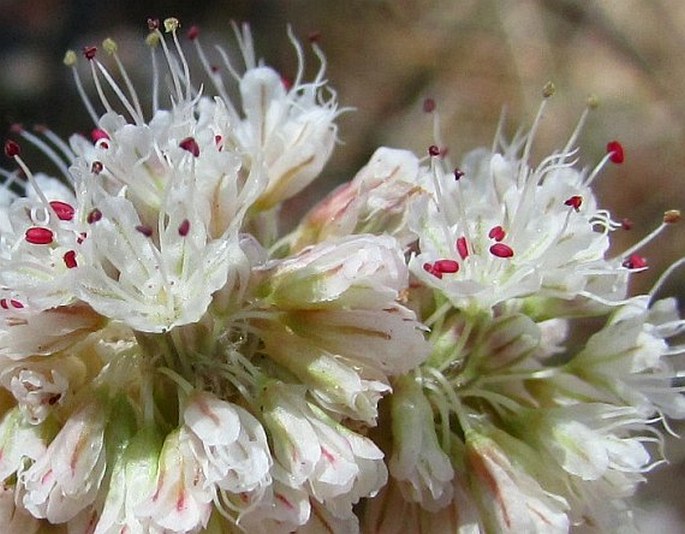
[
  {"x1": 489, "y1": 243, "x2": 514, "y2": 258},
  {"x1": 4, "y1": 140, "x2": 20, "y2": 158},
  {"x1": 63, "y1": 250, "x2": 77, "y2": 269},
  {"x1": 606, "y1": 140, "x2": 624, "y2": 164},
  {"x1": 147, "y1": 18, "x2": 160, "y2": 31},
  {"x1": 0, "y1": 299, "x2": 7, "y2": 309},
  {"x1": 434, "y1": 259, "x2": 459, "y2": 274},
  {"x1": 91, "y1": 161, "x2": 103, "y2": 175},
  {"x1": 136, "y1": 224, "x2": 153, "y2": 237},
  {"x1": 91, "y1": 129, "x2": 109, "y2": 142},
  {"x1": 178, "y1": 219, "x2": 190, "y2": 236},
  {"x1": 10, "y1": 299, "x2": 23, "y2": 309},
  {"x1": 564, "y1": 195, "x2": 583, "y2": 211},
  {"x1": 49, "y1": 201, "x2": 75, "y2": 221},
  {"x1": 428, "y1": 145, "x2": 440, "y2": 157},
  {"x1": 25, "y1": 227, "x2": 54, "y2": 245},
  {"x1": 622, "y1": 254, "x2": 647, "y2": 269},
  {"x1": 456, "y1": 236, "x2": 469, "y2": 260},
  {"x1": 179, "y1": 137, "x2": 200, "y2": 157},
  {"x1": 83, "y1": 46, "x2": 97, "y2": 60},
  {"x1": 422, "y1": 262, "x2": 443, "y2": 279},
  {"x1": 308, "y1": 30, "x2": 321, "y2": 43},
  {"x1": 423, "y1": 98, "x2": 436, "y2": 113},
  {"x1": 77, "y1": 232, "x2": 87, "y2": 244},
  {"x1": 187, "y1": 25, "x2": 200, "y2": 40},
  {"x1": 488, "y1": 225, "x2": 506, "y2": 242},
  {"x1": 621, "y1": 218, "x2": 633, "y2": 230},
  {"x1": 280, "y1": 75, "x2": 293, "y2": 91},
  {"x1": 87, "y1": 208, "x2": 102, "y2": 224},
  {"x1": 453, "y1": 168, "x2": 464, "y2": 180},
  {"x1": 210, "y1": 65, "x2": 219, "y2": 73}
]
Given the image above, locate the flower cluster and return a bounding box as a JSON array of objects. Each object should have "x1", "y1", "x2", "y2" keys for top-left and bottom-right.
[{"x1": 0, "y1": 17, "x2": 682, "y2": 533}]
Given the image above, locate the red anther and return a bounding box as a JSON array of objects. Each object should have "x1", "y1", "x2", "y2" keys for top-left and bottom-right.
[
  {"x1": 49, "y1": 200, "x2": 75, "y2": 221},
  {"x1": 308, "y1": 30, "x2": 321, "y2": 43},
  {"x1": 0, "y1": 299, "x2": 7, "y2": 309},
  {"x1": 564, "y1": 195, "x2": 583, "y2": 211},
  {"x1": 63, "y1": 250, "x2": 77, "y2": 269},
  {"x1": 621, "y1": 218, "x2": 633, "y2": 230},
  {"x1": 456, "y1": 236, "x2": 469, "y2": 259},
  {"x1": 178, "y1": 219, "x2": 190, "y2": 236},
  {"x1": 423, "y1": 98, "x2": 436, "y2": 113},
  {"x1": 489, "y1": 243, "x2": 514, "y2": 258},
  {"x1": 280, "y1": 75, "x2": 293, "y2": 91},
  {"x1": 91, "y1": 129, "x2": 109, "y2": 142},
  {"x1": 4, "y1": 140, "x2": 20, "y2": 158},
  {"x1": 434, "y1": 259, "x2": 459, "y2": 274},
  {"x1": 87, "y1": 208, "x2": 102, "y2": 224},
  {"x1": 488, "y1": 225, "x2": 506, "y2": 242},
  {"x1": 25, "y1": 227, "x2": 54, "y2": 245},
  {"x1": 428, "y1": 145, "x2": 440, "y2": 157},
  {"x1": 147, "y1": 18, "x2": 160, "y2": 31},
  {"x1": 422, "y1": 262, "x2": 443, "y2": 279},
  {"x1": 179, "y1": 137, "x2": 200, "y2": 157},
  {"x1": 453, "y1": 168, "x2": 464, "y2": 180},
  {"x1": 607, "y1": 140, "x2": 624, "y2": 164},
  {"x1": 622, "y1": 254, "x2": 647, "y2": 269},
  {"x1": 91, "y1": 161, "x2": 103, "y2": 174},
  {"x1": 136, "y1": 224, "x2": 153, "y2": 237},
  {"x1": 9, "y1": 300, "x2": 23, "y2": 309},
  {"x1": 187, "y1": 25, "x2": 200, "y2": 40},
  {"x1": 83, "y1": 46, "x2": 97, "y2": 60}
]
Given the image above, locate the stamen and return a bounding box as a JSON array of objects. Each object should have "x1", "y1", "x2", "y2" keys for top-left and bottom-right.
[
  {"x1": 10, "y1": 125, "x2": 71, "y2": 179},
  {"x1": 103, "y1": 38, "x2": 145, "y2": 122},
  {"x1": 91, "y1": 161, "x2": 104, "y2": 175},
  {"x1": 456, "y1": 236, "x2": 469, "y2": 259},
  {"x1": 64, "y1": 50, "x2": 99, "y2": 125},
  {"x1": 136, "y1": 224, "x2": 153, "y2": 237},
  {"x1": 620, "y1": 211, "x2": 679, "y2": 260},
  {"x1": 606, "y1": 140, "x2": 624, "y2": 164},
  {"x1": 564, "y1": 195, "x2": 583, "y2": 211},
  {"x1": 487, "y1": 226, "x2": 506, "y2": 242},
  {"x1": 178, "y1": 219, "x2": 190, "y2": 236},
  {"x1": 165, "y1": 18, "x2": 193, "y2": 102},
  {"x1": 87, "y1": 208, "x2": 102, "y2": 224},
  {"x1": 49, "y1": 201, "x2": 75, "y2": 221},
  {"x1": 179, "y1": 137, "x2": 200, "y2": 157},
  {"x1": 83, "y1": 46, "x2": 97, "y2": 60},
  {"x1": 25, "y1": 227, "x2": 54, "y2": 245},
  {"x1": 489, "y1": 243, "x2": 514, "y2": 258},
  {"x1": 434, "y1": 259, "x2": 459, "y2": 274},
  {"x1": 423, "y1": 98, "x2": 436, "y2": 113},
  {"x1": 4, "y1": 140, "x2": 20, "y2": 158},
  {"x1": 63, "y1": 250, "x2": 78, "y2": 269},
  {"x1": 622, "y1": 254, "x2": 648, "y2": 270}
]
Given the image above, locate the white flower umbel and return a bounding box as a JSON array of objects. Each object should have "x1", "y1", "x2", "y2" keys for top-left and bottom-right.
[{"x1": 409, "y1": 95, "x2": 629, "y2": 313}]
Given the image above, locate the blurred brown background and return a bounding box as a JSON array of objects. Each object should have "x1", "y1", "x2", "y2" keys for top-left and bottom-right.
[{"x1": 1, "y1": 1, "x2": 683, "y2": 531}]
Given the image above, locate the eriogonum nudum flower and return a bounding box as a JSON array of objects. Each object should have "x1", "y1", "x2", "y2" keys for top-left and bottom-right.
[{"x1": 0, "y1": 14, "x2": 683, "y2": 534}]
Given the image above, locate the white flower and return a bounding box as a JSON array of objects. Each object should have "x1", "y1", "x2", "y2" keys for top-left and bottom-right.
[
  {"x1": 183, "y1": 390, "x2": 272, "y2": 494},
  {"x1": 293, "y1": 147, "x2": 427, "y2": 249},
  {"x1": 465, "y1": 428, "x2": 570, "y2": 533},
  {"x1": 261, "y1": 382, "x2": 388, "y2": 519},
  {"x1": 409, "y1": 109, "x2": 625, "y2": 312},
  {"x1": 18, "y1": 400, "x2": 107, "y2": 524},
  {"x1": 137, "y1": 429, "x2": 213, "y2": 533},
  {"x1": 0, "y1": 407, "x2": 47, "y2": 481},
  {"x1": 388, "y1": 375, "x2": 454, "y2": 511},
  {"x1": 567, "y1": 295, "x2": 685, "y2": 418}
]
